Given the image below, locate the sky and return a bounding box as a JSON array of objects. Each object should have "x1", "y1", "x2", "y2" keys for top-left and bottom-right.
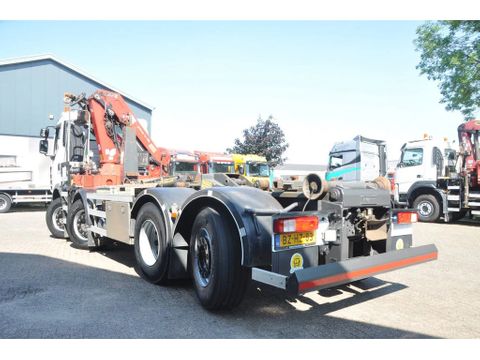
[{"x1": 0, "y1": 20, "x2": 474, "y2": 164}]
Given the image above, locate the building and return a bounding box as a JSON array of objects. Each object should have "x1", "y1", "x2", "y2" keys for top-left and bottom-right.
[{"x1": 0, "y1": 54, "x2": 153, "y2": 137}]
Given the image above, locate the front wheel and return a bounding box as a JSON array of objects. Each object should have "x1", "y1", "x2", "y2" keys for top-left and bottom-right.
[
  {"x1": 413, "y1": 194, "x2": 440, "y2": 222},
  {"x1": 0, "y1": 193, "x2": 12, "y2": 213},
  {"x1": 46, "y1": 198, "x2": 67, "y2": 238},
  {"x1": 189, "y1": 207, "x2": 250, "y2": 310}
]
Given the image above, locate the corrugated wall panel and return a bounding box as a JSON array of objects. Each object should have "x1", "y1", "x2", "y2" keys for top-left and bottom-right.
[{"x1": 0, "y1": 59, "x2": 152, "y2": 137}]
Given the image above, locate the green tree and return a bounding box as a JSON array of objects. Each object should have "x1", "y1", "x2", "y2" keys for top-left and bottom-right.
[
  {"x1": 227, "y1": 115, "x2": 289, "y2": 167},
  {"x1": 414, "y1": 20, "x2": 480, "y2": 119}
]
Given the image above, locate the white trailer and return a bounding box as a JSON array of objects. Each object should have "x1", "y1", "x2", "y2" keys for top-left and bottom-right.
[{"x1": 0, "y1": 135, "x2": 52, "y2": 213}]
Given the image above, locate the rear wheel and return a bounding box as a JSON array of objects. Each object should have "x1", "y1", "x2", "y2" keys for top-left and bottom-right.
[
  {"x1": 66, "y1": 199, "x2": 89, "y2": 249},
  {"x1": 0, "y1": 193, "x2": 12, "y2": 213},
  {"x1": 413, "y1": 194, "x2": 440, "y2": 222},
  {"x1": 134, "y1": 203, "x2": 170, "y2": 284},
  {"x1": 46, "y1": 198, "x2": 67, "y2": 238},
  {"x1": 189, "y1": 207, "x2": 250, "y2": 310}
]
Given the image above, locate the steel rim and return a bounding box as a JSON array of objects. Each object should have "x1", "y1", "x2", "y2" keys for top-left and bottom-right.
[
  {"x1": 418, "y1": 201, "x2": 433, "y2": 217},
  {"x1": 0, "y1": 197, "x2": 6, "y2": 211},
  {"x1": 73, "y1": 209, "x2": 88, "y2": 242},
  {"x1": 193, "y1": 227, "x2": 212, "y2": 288},
  {"x1": 139, "y1": 219, "x2": 160, "y2": 266},
  {"x1": 52, "y1": 206, "x2": 65, "y2": 232}
]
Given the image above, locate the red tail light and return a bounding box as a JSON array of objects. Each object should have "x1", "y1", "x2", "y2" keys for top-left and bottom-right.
[
  {"x1": 396, "y1": 211, "x2": 418, "y2": 224},
  {"x1": 274, "y1": 216, "x2": 319, "y2": 233}
]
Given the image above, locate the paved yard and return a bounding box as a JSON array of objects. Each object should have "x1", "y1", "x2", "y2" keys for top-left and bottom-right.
[{"x1": 0, "y1": 208, "x2": 479, "y2": 338}]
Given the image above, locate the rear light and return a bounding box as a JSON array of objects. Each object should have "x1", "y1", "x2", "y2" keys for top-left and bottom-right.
[
  {"x1": 395, "y1": 211, "x2": 418, "y2": 224},
  {"x1": 274, "y1": 216, "x2": 319, "y2": 233}
]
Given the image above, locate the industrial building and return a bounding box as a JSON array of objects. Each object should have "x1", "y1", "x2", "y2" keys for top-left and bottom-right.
[
  {"x1": 0, "y1": 54, "x2": 154, "y2": 212},
  {"x1": 0, "y1": 54, "x2": 153, "y2": 137}
]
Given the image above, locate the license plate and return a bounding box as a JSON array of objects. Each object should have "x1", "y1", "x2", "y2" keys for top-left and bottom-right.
[{"x1": 276, "y1": 231, "x2": 316, "y2": 249}]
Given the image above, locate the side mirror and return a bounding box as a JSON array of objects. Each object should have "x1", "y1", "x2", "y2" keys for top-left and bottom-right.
[
  {"x1": 238, "y1": 165, "x2": 244, "y2": 175},
  {"x1": 40, "y1": 128, "x2": 49, "y2": 138},
  {"x1": 39, "y1": 139, "x2": 49, "y2": 155}
]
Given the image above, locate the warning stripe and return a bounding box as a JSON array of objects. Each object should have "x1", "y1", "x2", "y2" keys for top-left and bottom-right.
[{"x1": 298, "y1": 251, "x2": 438, "y2": 292}]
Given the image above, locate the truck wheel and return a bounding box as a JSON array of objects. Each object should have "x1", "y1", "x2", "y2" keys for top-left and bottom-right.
[
  {"x1": 0, "y1": 193, "x2": 12, "y2": 213},
  {"x1": 413, "y1": 194, "x2": 440, "y2": 222},
  {"x1": 134, "y1": 203, "x2": 169, "y2": 284},
  {"x1": 46, "y1": 198, "x2": 67, "y2": 238},
  {"x1": 189, "y1": 207, "x2": 250, "y2": 310},
  {"x1": 66, "y1": 199, "x2": 89, "y2": 249}
]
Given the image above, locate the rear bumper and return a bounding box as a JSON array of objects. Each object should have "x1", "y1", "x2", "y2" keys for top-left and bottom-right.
[{"x1": 286, "y1": 244, "x2": 437, "y2": 294}]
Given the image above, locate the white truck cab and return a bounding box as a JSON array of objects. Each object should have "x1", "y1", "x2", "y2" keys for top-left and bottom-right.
[
  {"x1": 394, "y1": 136, "x2": 456, "y2": 222},
  {"x1": 326, "y1": 136, "x2": 387, "y2": 182}
]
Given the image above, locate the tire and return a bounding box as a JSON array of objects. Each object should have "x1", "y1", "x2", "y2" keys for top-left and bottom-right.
[
  {"x1": 46, "y1": 198, "x2": 67, "y2": 238},
  {"x1": 134, "y1": 203, "x2": 170, "y2": 284},
  {"x1": 0, "y1": 193, "x2": 12, "y2": 213},
  {"x1": 413, "y1": 194, "x2": 440, "y2": 222},
  {"x1": 189, "y1": 207, "x2": 250, "y2": 310},
  {"x1": 66, "y1": 199, "x2": 89, "y2": 249}
]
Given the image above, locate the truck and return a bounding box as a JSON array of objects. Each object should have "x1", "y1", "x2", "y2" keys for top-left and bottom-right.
[
  {"x1": 393, "y1": 135, "x2": 458, "y2": 222},
  {"x1": 232, "y1": 153, "x2": 271, "y2": 190},
  {"x1": 168, "y1": 149, "x2": 201, "y2": 188},
  {"x1": 197, "y1": 151, "x2": 234, "y2": 175},
  {"x1": 395, "y1": 122, "x2": 480, "y2": 223},
  {"x1": 0, "y1": 135, "x2": 53, "y2": 213},
  {"x1": 40, "y1": 90, "x2": 438, "y2": 310},
  {"x1": 326, "y1": 135, "x2": 387, "y2": 182}
]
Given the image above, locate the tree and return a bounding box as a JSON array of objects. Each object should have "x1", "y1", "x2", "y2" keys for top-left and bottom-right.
[
  {"x1": 414, "y1": 21, "x2": 480, "y2": 119},
  {"x1": 227, "y1": 115, "x2": 289, "y2": 167}
]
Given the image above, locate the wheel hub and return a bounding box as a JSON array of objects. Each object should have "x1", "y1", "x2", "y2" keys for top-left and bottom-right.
[
  {"x1": 194, "y1": 228, "x2": 212, "y2": 287},
  {"x1": 0, "y1": 198, "x2": 6, "y2": 210},
  {"x1": 418, "y1": 201, "x2": 433, "y2": 217},
  {"x1": 52, "y1": 206, "x2": 65, "y2": 232},
  {"x1": 73, "y1": 210, "x2": 88, "y2": 241},
  {"x1": 139, "y1": 219, "x2": 160, "y2": 266}
]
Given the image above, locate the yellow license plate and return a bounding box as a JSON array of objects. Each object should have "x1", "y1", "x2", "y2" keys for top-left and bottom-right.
[{"x1": 278, "y1": 231, "x2": 316, "y2": 248}]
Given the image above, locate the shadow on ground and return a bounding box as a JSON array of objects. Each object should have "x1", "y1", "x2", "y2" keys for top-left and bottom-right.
[
  {"x1": 0, "y1": 251, "x2": 436, "y2": 339},
  {"x1": 2, "y1": 203, "x2": 48, "y2": 213}
]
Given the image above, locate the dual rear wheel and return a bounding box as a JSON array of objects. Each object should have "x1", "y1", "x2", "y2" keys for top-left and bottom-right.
[{"x1": 134, "y1": 204, "x2": 250, "y2": 310}]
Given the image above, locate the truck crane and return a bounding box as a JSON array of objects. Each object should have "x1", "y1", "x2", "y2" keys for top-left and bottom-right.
[
  {"x1": 39, "y1": 90, "x2": 173, "y2": 243},
  {"x1": 394, "y1": 120, "x2": 480, "y2": 222},
  {"x1": 40, "y1": 90, "x2": 437, "y2": 310}
]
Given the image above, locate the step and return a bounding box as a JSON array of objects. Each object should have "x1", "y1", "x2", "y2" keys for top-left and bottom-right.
[
  {"x1": 448, "y1": 195, "x2": 460, "y2": 201},
  {"x1": 448, "y1": 186, "x2": 460, "y2": 190}
]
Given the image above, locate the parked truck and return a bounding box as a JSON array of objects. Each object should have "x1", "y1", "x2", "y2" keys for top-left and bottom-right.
[
  {"x1": 395, "y1": 122, "x2": 480, "y2": 223},
  {"x1": 0, "y1": 135, "x2": 52, "y2": 213},
  {"x1": 326, "y1": 135, "x2": 387, "y2": 182},
  {"x1": 169, "y1": 149, "x2": 201, "y2": 188},
  {"x1": 39, "y1": 90, "x2": 438, "y2": 310},
  {"x1": 232, "y1": 153, "x2": 271, "y2": 190}
]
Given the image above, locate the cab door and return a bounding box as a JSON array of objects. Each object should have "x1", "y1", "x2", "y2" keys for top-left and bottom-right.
[{"x1": 395, "y1": 146, "x2": 425, "y2": 197}]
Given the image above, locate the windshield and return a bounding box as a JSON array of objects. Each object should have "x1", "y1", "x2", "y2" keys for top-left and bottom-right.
[
  {"x1": 247, "y1": 162, "x2": 269, "y2": 177},
  {"x1": 400, "y1": 148, "x2": 423, "y2": 167},
  {"x1": 173, "y1": 161, "x2": 197, "y2": 173},
  {"x1": 211, "y1": 162, "x2": 234, "y2": 173},
  {"x1": 328, "y1": 154, "x2": 343, "y2": 170}
]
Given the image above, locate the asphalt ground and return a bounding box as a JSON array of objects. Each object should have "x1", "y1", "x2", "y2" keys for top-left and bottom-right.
[{"x1": 1, "y1": 206, "x2": 479, "y2": 338}]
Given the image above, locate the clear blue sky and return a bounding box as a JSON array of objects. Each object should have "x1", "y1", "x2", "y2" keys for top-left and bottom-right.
[{"x1": 0, "y1": 21, "x2": 471, "y2": 164}]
